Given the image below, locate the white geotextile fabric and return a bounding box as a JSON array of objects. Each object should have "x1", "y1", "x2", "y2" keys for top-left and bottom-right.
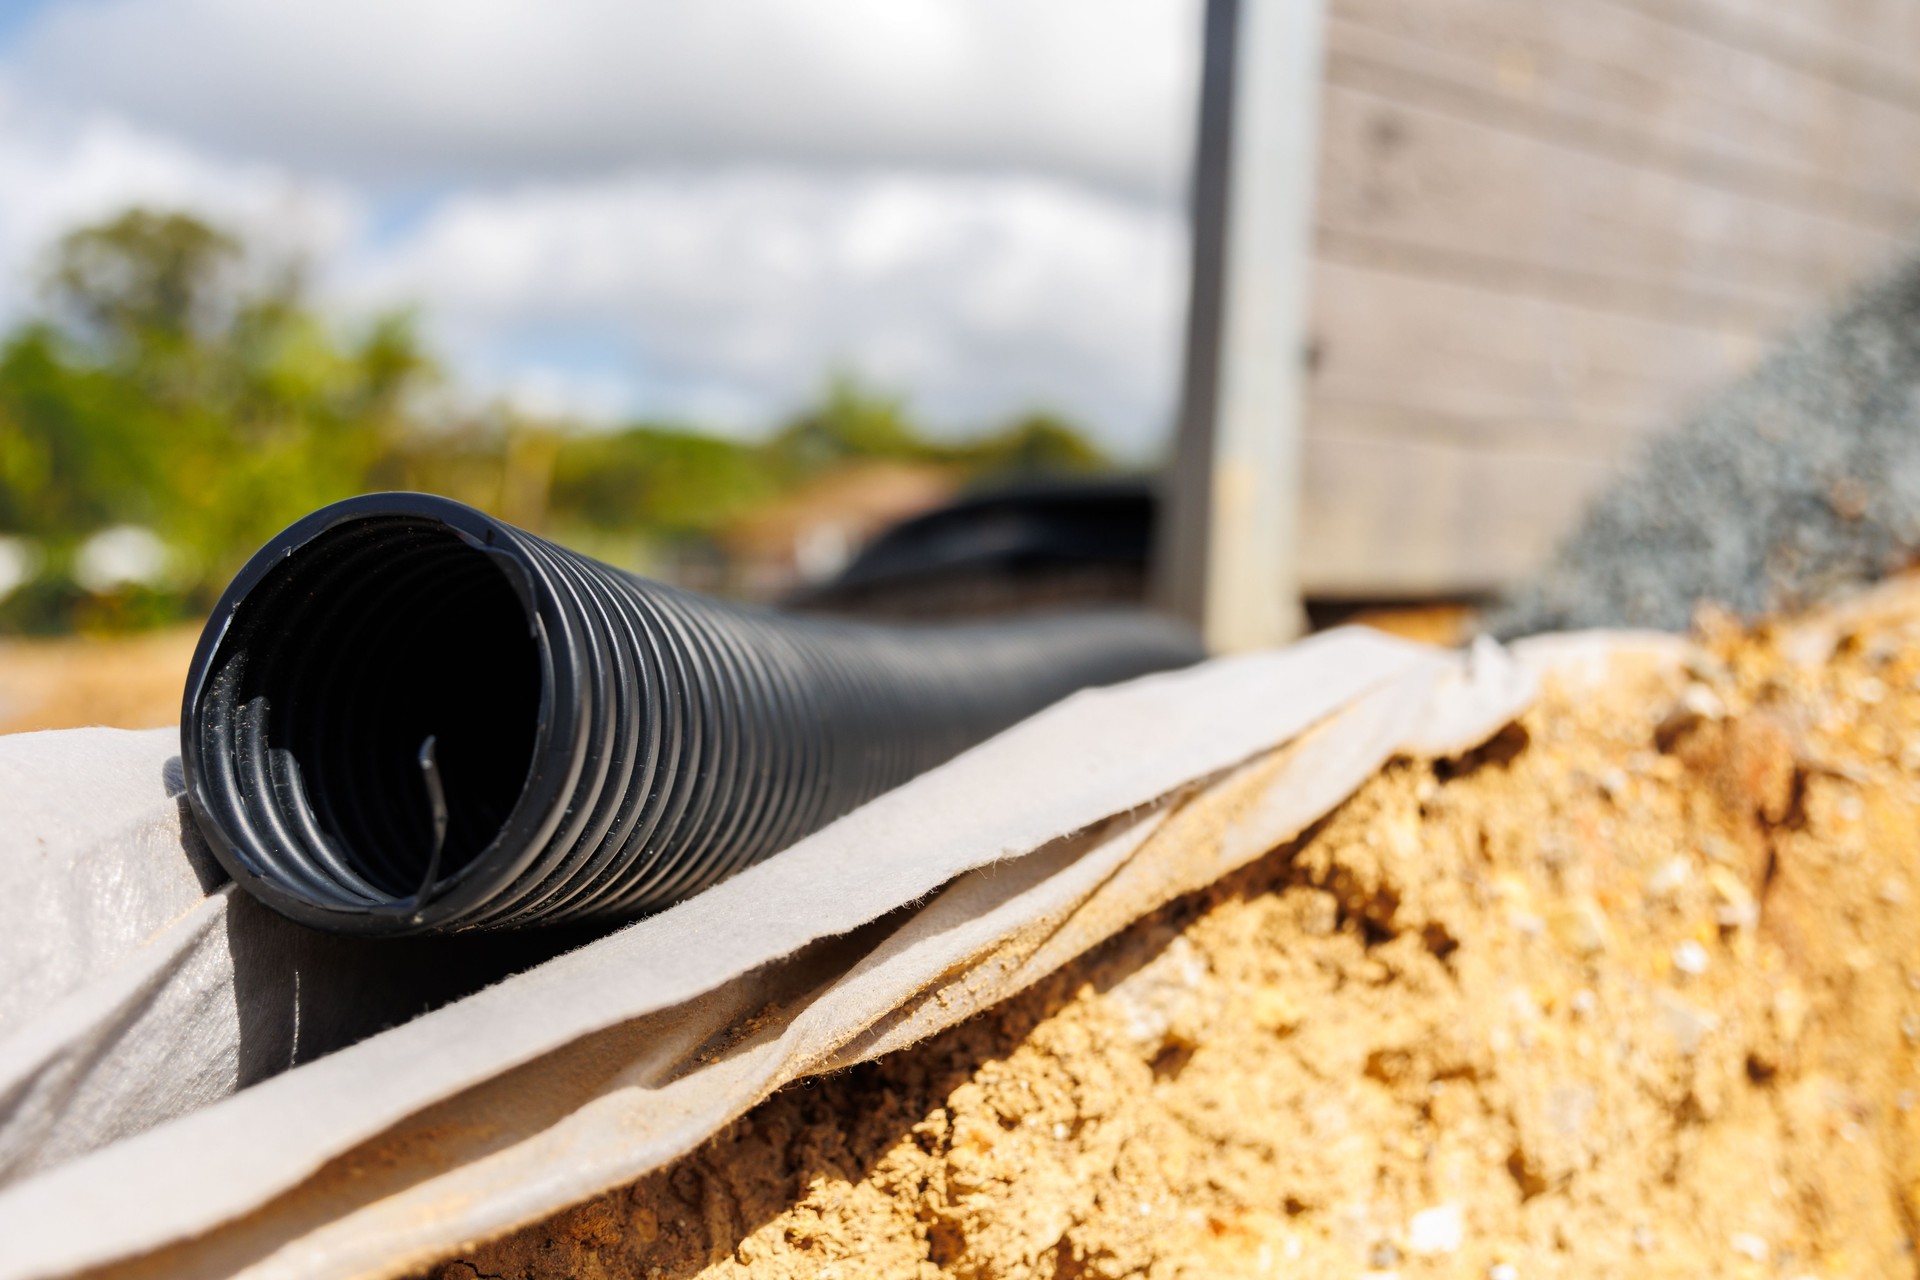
[{"x1": 0, "y1": 628, "x2": 1537, "y2": 1280}]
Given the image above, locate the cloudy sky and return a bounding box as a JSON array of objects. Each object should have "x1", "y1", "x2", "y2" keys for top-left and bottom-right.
[{"x1": 0, "y1": 0, "x2": 1201, "y2": 454}]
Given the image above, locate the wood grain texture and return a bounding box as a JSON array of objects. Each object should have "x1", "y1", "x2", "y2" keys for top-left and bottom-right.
[
  {"x1": 1306, "y1": 261, "x2": 1764, "y2": 451},
  {"x1": 1300, "y1": 432, "x2": 1617, "y2": 595},
  {"x1": 1608, "y1": 0, "x2": 1920, "y2": 113},
  {"x1": 1315, "y1": 84, "x2": 1895, "y2": 313},
  {"x1": 1333, "y1": 0, "x2": 1920, "y2": 217},
  {"x1": 1303, "y1": 0, "x2": 1920, "y2": 594}
]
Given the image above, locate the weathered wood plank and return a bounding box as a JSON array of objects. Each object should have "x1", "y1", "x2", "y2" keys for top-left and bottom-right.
[
  {"x1": 1610, "y1": 0, "x2": 1920, "y2": 116},
  {"x1": 1316, "y1": 82, "x2": 1902, "y2": 313},
  {"x1": 1270, "y1": 0, "x2": 1920, "y2": 596},
  {"x1": 1316, "y1": 227, "x2": 1795, "y2": 332},
  {"x1": 1325, "y1": 16, "x2": 1920, "y2": 233},
  {"x1": 1298, "y1": 432, "x2": 1616, "y2": 595},
  {"x1": 1332, "y1": 0, "x2": 1920, "y2": 215},
  {"x1": 1305, "y1": 259, "x2": 1770, "y2": 453},
  {"x1": 1701, "y1": 0, "x2": 1920, "y2": 64},
  {"x1": 1305, "y1": 396, "x2": 1650, "y2": 459}
]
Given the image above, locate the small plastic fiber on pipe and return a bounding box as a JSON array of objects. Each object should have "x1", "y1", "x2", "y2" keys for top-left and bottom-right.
[{"x1": 180, "y1": 493, "x2": 1204, "y2": 936}]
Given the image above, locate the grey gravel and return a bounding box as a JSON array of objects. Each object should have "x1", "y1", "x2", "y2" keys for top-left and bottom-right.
[{"x1": 1489, "y1": 256, "x2": 1920, "y2": 637}]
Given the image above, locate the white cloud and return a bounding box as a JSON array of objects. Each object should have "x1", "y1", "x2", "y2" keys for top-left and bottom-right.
[
  {"x1": 0, "y1": 89, "x2": 358, "y2": 329},
  {"x1": 0, "y1": 1, "x2": 1198, "y2": 453},
  {"x1": 339, "y1": 168, "x2": 1186, "y2": 451},
  {"x1": 9, "y1": 0, "x2": 1199, "y2": 199}
]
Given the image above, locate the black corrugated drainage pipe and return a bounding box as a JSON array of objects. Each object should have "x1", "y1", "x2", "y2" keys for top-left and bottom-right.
[{"x1": 180, "y1": 493, "x2": 1204, "y2": 936}]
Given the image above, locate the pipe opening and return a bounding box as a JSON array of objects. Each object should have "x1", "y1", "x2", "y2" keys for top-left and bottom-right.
[{"x1": 194, "y1": 517, "x2": 543, "y2": 909}]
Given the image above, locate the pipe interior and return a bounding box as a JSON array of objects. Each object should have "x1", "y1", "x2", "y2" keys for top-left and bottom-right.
[{"x1": 200, "y1": 518, "x2": 543, "y2": 905}]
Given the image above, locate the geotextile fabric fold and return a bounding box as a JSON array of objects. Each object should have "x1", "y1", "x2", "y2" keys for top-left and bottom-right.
[{"x1": 0, "y1": 628, "x2": 1536, "y2": 1280}]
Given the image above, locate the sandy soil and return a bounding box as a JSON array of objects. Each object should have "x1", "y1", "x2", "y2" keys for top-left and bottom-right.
[
  {"x1": 0, "y1": 626, "x2": 198, "y2": 735},
  {"x1": 433, "y1": 590, "x2": 1920, "y2": 1279}
]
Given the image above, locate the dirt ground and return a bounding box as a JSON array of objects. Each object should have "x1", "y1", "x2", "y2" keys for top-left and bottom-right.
[
  {"x1": 433, "y1": 588, "x2": 1920, "y2": 1279},
  {"x1": 0, "y1": 625, "x2": 198, "y2": 735}
]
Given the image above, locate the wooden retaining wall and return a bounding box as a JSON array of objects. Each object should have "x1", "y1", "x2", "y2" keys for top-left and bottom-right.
[{"x1": 1299, "y1": 0, "x2": 1920, "y2": 595}]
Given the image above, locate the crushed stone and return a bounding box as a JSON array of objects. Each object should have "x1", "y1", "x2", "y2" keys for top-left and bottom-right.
[{"x1": 1491, "y1": 256, "x2": 1920, "y2": 636}]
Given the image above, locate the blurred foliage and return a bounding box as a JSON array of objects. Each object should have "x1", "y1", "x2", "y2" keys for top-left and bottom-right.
[
  {"x1": 550, "y1": 426, "x2": 783, "y2": 538},
  {"x1": 0, "y1": 208, "x2": 1113, "y2": 633}
]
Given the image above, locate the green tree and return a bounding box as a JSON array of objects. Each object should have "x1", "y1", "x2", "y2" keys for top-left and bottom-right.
[
  {"x1": 49, "y1": 210, "x2": 240, "y2": 355},
  {"x1": 770, "y1": 374, "x2": 926, "y2": 472},
  {"x1": 0, "y1": 209, "x2": 1121, "y2": 633},
  {"x1": 550, "y1": 426, "x2": 780, "y2": 537},
  {"x1": 0, "y1": 209, "x2": 438, "y2": 631},
  {"x1": 964, "y1": 411, "x2": 1109, "y2": 478}
]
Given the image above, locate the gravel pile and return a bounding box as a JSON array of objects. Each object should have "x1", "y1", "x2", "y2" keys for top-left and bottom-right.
[{"x1": 1490, "y1": 255, "x2": 1920, "y2": 636}]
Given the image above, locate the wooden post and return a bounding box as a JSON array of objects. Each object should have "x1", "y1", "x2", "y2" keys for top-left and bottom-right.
[{"x1": 1155, "y1": 0, "x2": 1327, "y2": 652}]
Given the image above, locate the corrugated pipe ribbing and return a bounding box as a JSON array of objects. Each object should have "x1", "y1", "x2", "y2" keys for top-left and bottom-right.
[{"x1": 180, "y1": 493, "x2": 1204, "y2": 935}]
